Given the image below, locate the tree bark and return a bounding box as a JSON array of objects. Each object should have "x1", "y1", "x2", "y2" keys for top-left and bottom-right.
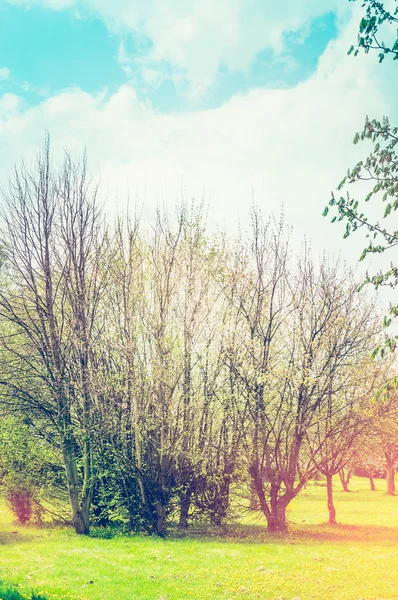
[
  {"x1": 250, "y1": 478, "x2": 258, "y2": 509},
  {"x1": 178, "y1": 489, "x2": 192, "y2": 529},
  {"x1": 61, "y1": 433, "x2": 90, "y2": 534},
  {"x1": 338, "y1": 469, "x2": 350, "y2": 492},
  {"x1": 369, "y1": 475, "x2": 376, "y2": 491},
  {"x1": 326, "y1": 473, "x2": 336, "y2": 525},
  {"x1": 155, "y1": 500, "x2": 166, "y2": 535},
  {"x1": 386, "y1": 464, "x2": 395, "y2": 495},
  {"x1": 266, "y1": 485, "x2": 288, "y2": 533},
  {"x1": 266, "y1": 502, "x2": 287, "y2": 533}
]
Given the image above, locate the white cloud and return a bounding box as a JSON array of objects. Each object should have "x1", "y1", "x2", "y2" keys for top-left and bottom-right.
[
  {"x1": 0, "y1": 67, "x2": 11, "y2": 81},
  {"x1": 0, "y1": 93, "x2": 21, "y2": 116},
  {"x1": 0, "y1": 13, "x2": 396, "y2": 267},
  {"x1": 89, "y1": 0, "x2": 352, "y2": 97},
  {"x1": 5, "y1": 0, "x2": 352, "y2": 97},
  {"x1": 116, "y1": 42, "x2": 133, "y2": 77}
]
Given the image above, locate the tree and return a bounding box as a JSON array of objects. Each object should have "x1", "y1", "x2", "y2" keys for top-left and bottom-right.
[
  {"x1": 98, "y1": 213, "x2": 149, "y2": 531},
  {"x1": 348, "y1": 0, "x2": 398, "y2": 63},
  {"x1": 86, "y1": 201, "x2": 241, "y2": 535},
  {"x1": 0, "y1": 139, "x2": 109, "y2": 534},
  {"x1": 170, "y1": 205, "x2": 235, "y2": 528},
  {"x1": 368, "y1": 388, "x2": 398, "y2": 494},
  {"x1": 355, "y1": 446, "x2": 385, "y2": 490},
  {"x1": 345, "y1": 379, "x2": 398, "y2": 494},
  {"x1": 308, "y1": 358, "x2": 384, "y2": 523},
  {"x1": 226, "y1": 212, "x2": 378, "y2": 532}
]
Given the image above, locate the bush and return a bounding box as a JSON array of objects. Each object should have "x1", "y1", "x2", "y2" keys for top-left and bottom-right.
[
  {"x1": 2, "y1": 470, "x2": 39, "y2": 525},
  {"x1": 0, "y1": 416, "x2": 65, "y2": 526},
  {"x1": 5, "y1": 487, "x2": 34, "y2": 524}
]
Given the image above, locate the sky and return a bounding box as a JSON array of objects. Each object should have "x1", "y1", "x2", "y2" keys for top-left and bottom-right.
[{"x1": 0, "y1": 0, "x2": 397, "y2": 270}]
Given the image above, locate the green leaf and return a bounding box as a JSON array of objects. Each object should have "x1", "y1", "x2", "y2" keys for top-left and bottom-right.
[
  {"x1": 359, "y1": 17, "x2": 368, "y2": 33},
  {"x1": 384, "y1": 203, "x2": 392, "y2": 217}
]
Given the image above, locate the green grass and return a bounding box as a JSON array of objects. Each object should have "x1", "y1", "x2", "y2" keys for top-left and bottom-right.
[{"x1": 1, "y1": 476, "x2": 398, "y2": 600}]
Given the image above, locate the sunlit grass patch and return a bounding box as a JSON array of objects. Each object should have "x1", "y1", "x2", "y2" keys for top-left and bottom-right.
[{"x1": 0, "y1": 476, "x2": 398, "y2": 600}]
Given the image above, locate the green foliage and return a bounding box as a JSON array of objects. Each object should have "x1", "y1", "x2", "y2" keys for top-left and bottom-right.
[
  {"x1": 0, "y1": 582, "x2": 49, "y2": 600},
  {"x1": 89, "y1": 522, "x2": 132, "y2": 539},
  {"x1": 349, "y1": 0, "x2": 398, "y2": 62},
  {"x1": 326, "y1": 116, "x2": 398, "y2": 341},
  {"x1": 0, "y1": 416, "x2": 65, "y2": 525},
  {"x1": 89, "y1": 446, "x2": 135, "y2": 528}
]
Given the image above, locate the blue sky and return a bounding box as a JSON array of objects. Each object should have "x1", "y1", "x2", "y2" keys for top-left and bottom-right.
[
  {"x1": 0, "y1": 3, "x2": 124, "y2": 103},
  {"x1": 0, "y1": 1, "x2": 341, "y2": 112}
]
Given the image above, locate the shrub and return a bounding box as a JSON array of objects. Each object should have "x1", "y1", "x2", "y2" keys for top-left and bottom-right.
[{"x1": 5, "y1": 487, "x2": 34, "y2": 524}]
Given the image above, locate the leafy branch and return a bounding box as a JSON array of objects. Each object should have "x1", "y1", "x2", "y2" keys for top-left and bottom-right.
[{"x1": 348, "y1": 0, "x2": 398, "y2": 63}]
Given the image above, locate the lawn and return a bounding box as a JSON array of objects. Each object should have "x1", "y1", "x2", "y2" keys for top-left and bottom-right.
[{"x1": 0, "y1": 477, "x2": 397, "y2": 600}]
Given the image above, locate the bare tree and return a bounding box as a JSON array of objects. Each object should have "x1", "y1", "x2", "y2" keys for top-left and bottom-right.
[
  {"x1": 309, "y1": 357, "x2": 384, "y2": 524},
  {"x1": 226, "y1": 211, "x2": 379, "y2": 532},
  {"x1": 0, "y1": 139, "x2": 108, "y2": 534}
]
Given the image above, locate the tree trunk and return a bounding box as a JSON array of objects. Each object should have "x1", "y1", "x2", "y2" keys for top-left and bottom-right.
[
  {"x1": 61, "y1": 429, "x2": 90, "y2": 535},
  {"x1": 65, "y1": 473, "x2": 90, "y2": 534},
  {"x1": 155, "y1": 500, "x2": 166, "y2": 535},
  {"x1": 266, "y1": 502, "x2": 287, "y2": 533},
  {"x1": 81, "y1": 437, "x2": 95, "y2": 531},
  {"x1": 326, "y1": 473, "x2": 336, "y2": 525},
  {"x1": 178, "y1": 489, "x2": 192, "y2": 529},
  {"x1": 250, "y1": 478, "x2": 258, "y2": 509},
  {"x1": 250, "y1": 469, "x2": 288, "y2": 533},
  {"x1": 386, "y1": 464, "x2": 395, "y2": 495},
  {"x1": 266, "y1": 485, "x2": 288, "y2": 533},
  {"x1": 338, "y1": 469, "x2": 350, "y2": 492},
  {"x1": 369, "y1": 475, "x2": 376, "y2": 491}
]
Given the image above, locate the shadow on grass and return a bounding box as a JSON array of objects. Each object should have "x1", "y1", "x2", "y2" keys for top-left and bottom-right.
[
  {"x1": 291, "y1": 522, "x2": 398, "y2": 544},
  {"x1": 0, "y1": 529, "x2": 48, "y2": 545},
  {"x1": 166, "y1": 521, "x2": 398, "y2": 546},
  {"x1": 1, "y1": 520, "x2": 398, "y2": 547}
]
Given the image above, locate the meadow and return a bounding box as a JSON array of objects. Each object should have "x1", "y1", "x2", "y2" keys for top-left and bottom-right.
[{"x1": 0, "y1": 476, "x2": 397, "y2": 600}]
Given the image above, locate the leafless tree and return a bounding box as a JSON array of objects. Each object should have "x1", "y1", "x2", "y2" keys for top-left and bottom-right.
[
  {"x1": 0, "y1": 138, "x2": 109, "y2": 534},
  {"x1": 226, "y1": 211, "x2": 380, "y2": 532}
]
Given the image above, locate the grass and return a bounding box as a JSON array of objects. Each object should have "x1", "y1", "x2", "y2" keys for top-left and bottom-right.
[{"x1": 0, "y1": 476, "x2": 398, "y2": 600}]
